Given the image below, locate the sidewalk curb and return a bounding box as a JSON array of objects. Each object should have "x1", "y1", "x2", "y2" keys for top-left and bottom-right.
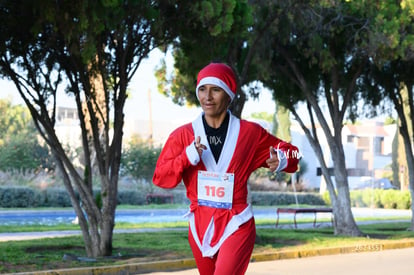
[
  {"x1": 11, "y1": 240, "x2": 414, "y2": 275},
  {"x1": 250, "y1": 239, "x2": 414, "y2": 262}
]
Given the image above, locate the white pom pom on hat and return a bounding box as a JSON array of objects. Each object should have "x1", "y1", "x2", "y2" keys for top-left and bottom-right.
[{"x1": 196, "y1": 63, "x2": 237, "y2": 102}]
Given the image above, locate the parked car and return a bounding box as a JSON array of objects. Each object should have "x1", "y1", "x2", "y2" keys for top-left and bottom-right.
[
  {"x1": 372, "y1": 178, "x2": 397, "y2": 190},
  {"x1": 349, "y1": 177, "x2": 397, "y2": 190}
]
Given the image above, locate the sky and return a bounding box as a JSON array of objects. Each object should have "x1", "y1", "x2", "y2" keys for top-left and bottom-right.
[
  {"x1": 1, "y1": 47, "x2": 395, "y2": 127},
  {"x1": 125, "y1": 49, "x2": 276, "y2": 124},
  {"x1": 0, "y1": 49, "x2": 276, "y2": 125}
]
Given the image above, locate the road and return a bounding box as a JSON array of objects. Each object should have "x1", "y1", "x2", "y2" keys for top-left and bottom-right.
[{"x1": 147, "y1": 247, "x2": 414, "y2": 275}]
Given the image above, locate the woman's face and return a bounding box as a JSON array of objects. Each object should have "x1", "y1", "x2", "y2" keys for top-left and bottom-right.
[{"x1": 197, "y1": 84, "x2": 230, "y2": 118}]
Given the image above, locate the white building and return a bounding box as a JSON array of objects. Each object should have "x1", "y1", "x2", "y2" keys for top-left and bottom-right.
[
  {"x1": 291, "y1": 120, "x2": 396, "y2": 191},
  {"x1": 55, "y1": 106, "x2": 82, "y2": 149}
]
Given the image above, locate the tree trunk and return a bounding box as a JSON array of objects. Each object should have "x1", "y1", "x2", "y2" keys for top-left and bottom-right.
[
  {"x1": 229, "y1": 88, "x2": 246, "y2": 118},
  {"x1": 330, "y1": 159, "x2": 361, "y2": 236},
  {"x1": 290, "y1": 104, "x2": 362, "y2": 236},
  {"x1": 399, "y1": 128, "x2": 414, "y2": 230},
  {"x1": 390, "y1": 85, "x2": 414, "y2": 230}
]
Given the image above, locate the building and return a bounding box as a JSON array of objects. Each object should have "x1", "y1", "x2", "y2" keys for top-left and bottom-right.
[
  {"x1": 55, "y1": 106, "x2": 82, "y2": 149},
  {"x1": 343, "y1": 122, "x2": 395, "y2": 178},
  {"x1": 291, "y1": 120, "x2": 396, "y2": 191}
]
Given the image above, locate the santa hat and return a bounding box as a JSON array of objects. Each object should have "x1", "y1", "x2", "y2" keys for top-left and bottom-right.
[{"x1": 196, "y1": 63, "x2": 237, "y2": 102}]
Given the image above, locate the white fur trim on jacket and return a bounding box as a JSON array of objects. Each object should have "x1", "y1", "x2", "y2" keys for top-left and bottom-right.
[
  {"x1": 191, "y1": 111, "x2": 239, "y2": 173},
  {"x1": 274, "y1": 149, "x2": 288, "y2": 172},
  {"x1": 185, "y1": 204, "x2": 253, "y2": 257},
  {"x1": 186, "y1": 142, "x2": 200, "y2": 166}
]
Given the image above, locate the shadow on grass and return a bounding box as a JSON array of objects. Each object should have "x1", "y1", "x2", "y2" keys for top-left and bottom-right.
[{"x1": 1, "y1": 222, "x2": 414, "y2": 274}]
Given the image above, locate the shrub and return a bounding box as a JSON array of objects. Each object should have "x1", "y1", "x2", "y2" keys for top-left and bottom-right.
[
  {"x1": 360, "y1": 189, "x2": 383, "y2": 208},
  {"x1": 117, "y1": 190, "x2": 146, "y2": 205},
  {"x1": 380, "y1": 190, "x2": 397, "y2": 209},
  {"x1": 324, "y1": 189, "x2": 410, "y2": 210},
  {"x1": 41, "y1": 188, "x2": 73, "y2": 207},
  {"x1": 349, "y1": 189, "x2": 410, "y2": 209},
  {"x1": 0, "y1": 187, "x2": 72, "y2": 208},
  {"x1": 396, "y1": 191, "x2": 411, "y2": 209},
  {"x1": 351, "y1": 190, "x2": 364, "y2": 207},
  {"x1": 250, "y1": 191, "x2": 326, "y2": 206},
  {"x1": 0, "y1": 186, "x2": 409, "y2": 209},
  {"x1": 321, "y1": 191, "x2": 331, "y2": 206},
  {"x1": 0, "y1": 187, "x2": 37, "y2": 208}
]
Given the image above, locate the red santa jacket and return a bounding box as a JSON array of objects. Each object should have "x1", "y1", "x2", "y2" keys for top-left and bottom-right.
[{"x1": 153, "y1": 112, "x2": 299, "y2": 256}]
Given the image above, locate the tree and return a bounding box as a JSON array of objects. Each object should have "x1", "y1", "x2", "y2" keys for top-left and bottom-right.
[
  {"x1": 250, "y1": 111, "x2": 273, "y2": 122},
  {"x1": 0, "y1": 99, "x2": 52, "y2": 173},
  {"x1": 0, "y1": 135, "x2": 51, "y2": 173},
  {"x1": 255, "y1": 0, "x2": 379, "y2": 236},
  {"x1": 0, "y1": 0, "x2": 174, "y2": 257},
  {"x1": 274, "y1": 104, "x2": 291, "y2": 141},
  {"x1": 0, "y1": 98, "x2": 33, "y2": 142},
  {"x1": 121, "y1": 138, "x2": 162, "y2": 184},
  {"x1": 155, "y1": 1, "x2": 363, "y2": 236},
  {"x1": 353, "y1": 0, "x2": 414, "y2": 229},
  {"x1": 156, "y1": 0, "x2": 284, "y2": 118}
]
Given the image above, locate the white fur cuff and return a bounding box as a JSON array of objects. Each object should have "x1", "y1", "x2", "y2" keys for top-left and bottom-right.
[{"x1": 186, "y1": 142, "x2": 200, "y2": 166}]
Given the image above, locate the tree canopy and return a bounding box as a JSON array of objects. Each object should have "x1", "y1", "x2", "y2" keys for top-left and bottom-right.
[
  {"x1": 155, "y1": 0, "x2": 268, "y2": 117},
  {"x1": 0, "y1": 0, "x2": 176, "y2": 257},
  {"x1": 159, "y1": 0, "x2": 414, "y2": 234}
]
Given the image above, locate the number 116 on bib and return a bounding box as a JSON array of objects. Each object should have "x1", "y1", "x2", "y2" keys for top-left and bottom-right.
[{"x1": 197, "y1": 171, "x2": 234, "y2": 209}]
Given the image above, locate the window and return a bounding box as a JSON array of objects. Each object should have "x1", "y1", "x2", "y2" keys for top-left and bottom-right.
[
  {"x1": 373, "y1": 137, "x2": 384, "y2": 155},
  {"x1": 357, "y1": 137, "x2": 370, "y2": 149}
]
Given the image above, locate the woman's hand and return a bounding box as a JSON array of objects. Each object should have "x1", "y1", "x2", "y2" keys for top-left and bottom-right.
[
  {"x1": 266, "y1": 146, "x2": 280, "y2": 172},
  {"x1": 194, "y1": 136, "x2": 207, "y2": 157}
]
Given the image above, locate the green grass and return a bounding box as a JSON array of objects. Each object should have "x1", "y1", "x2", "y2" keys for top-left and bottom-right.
[
  {"x1": 0, "y1": 218, "x2": 327, "y2": 233},
  {"x1": 0, "y1": 205, "x2": 411, "y2": 273},
  {"x1": 1, "y1": 222, "x2": 414, "y2": 274}
]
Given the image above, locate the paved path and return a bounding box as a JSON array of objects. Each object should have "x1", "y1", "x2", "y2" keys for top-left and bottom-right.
[
  {"x1": 147, "y1": 247, "x2": 414, "y2": 275},
  {"x1": 0, "y1": 228, "x2": 190, "y2": 242}
]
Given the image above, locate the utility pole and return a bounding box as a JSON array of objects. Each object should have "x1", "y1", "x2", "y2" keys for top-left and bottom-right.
[{"x1": 148, "y1": 88, "x2": 153, "y2": 145}]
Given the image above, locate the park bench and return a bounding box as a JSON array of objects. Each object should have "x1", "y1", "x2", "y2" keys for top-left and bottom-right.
[
  {"x1": 146, "y1": 193, "x2": 174, "y2": 204},
  {"x1": 275, "y1": 207, "x2": 333, "y2": 229}
]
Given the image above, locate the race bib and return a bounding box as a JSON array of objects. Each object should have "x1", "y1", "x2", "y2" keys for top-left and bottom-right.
[{"x1": 197, "y1": 171, "x2": 234, "y2": 209}]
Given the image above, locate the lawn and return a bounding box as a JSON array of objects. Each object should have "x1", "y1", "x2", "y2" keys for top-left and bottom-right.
[{"x1": 1, "y1": 222, "x2": 413, "y2": 274}]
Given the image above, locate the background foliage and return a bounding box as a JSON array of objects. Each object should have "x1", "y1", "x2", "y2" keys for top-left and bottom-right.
[{"x1": 0, "y1": 99, "x2": 53, "y2": 173}]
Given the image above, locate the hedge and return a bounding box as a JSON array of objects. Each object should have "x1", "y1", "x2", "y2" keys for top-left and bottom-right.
[
  {"x1": 0, "y1": 187, "x2": 327, "y2": 208},
  {"x1": 321, "y1": 189, "x2": 411, "y2": 209},
  {"x1": 250, "y1": 191, "x2": 326, "y2": 206},
  {"x1": 1, "y1": 187, "x2": 409, "y2": 210},
  {"x1": 0, "y1": 187, "x2": 72, "y2": 208}
]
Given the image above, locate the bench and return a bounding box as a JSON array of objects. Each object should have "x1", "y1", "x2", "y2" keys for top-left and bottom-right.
[
  {"x1": 146, "y1": 194, "x2": 174, "y2": 204},
  {"x1": 275, "y1": 207, "x2": 333, "y2": 228}
]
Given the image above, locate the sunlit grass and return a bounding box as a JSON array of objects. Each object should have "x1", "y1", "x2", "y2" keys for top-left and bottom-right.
[{"x1": 1, "y1": 222, "x2": 413, "y2": 274}]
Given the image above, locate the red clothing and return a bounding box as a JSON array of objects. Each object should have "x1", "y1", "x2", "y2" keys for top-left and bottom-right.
[
  {"x1": 153, "y1": 112, "x2": 299, "y2": 272},
  {"x1": 189, "y1": 218, "x2": 256, "y2": 275}
]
